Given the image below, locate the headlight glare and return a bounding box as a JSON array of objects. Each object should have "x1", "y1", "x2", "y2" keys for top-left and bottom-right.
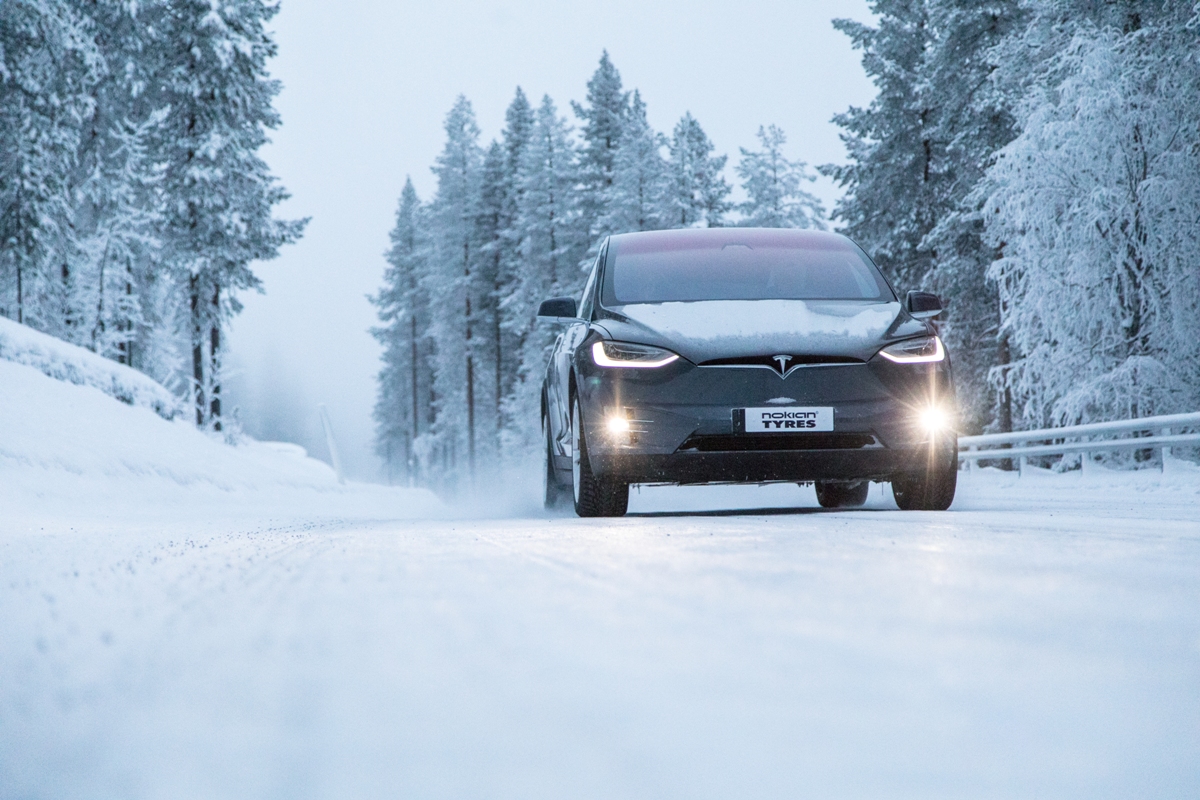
[
  {"x1": 592, "y1": 340, "x2": 680, "y2": 369},
  {"x1": 917, "y1": 405, "x2": 952, "y2": 434},
  {"x1": 606, "y1": 415, "x2": 631, "y2": 435},
  {"x1": 879, "y1": 336, "x2": 945, "y2": 364}
]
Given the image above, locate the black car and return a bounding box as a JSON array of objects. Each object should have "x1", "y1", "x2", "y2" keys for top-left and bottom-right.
[{"x1": 537, "y1": 228, "x2": 957, "y2": 517}]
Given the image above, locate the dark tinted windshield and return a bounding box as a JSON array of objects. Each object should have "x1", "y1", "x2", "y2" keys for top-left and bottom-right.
[{"x1": 601, "y1": 229, "x2": 893, "y2": 304}]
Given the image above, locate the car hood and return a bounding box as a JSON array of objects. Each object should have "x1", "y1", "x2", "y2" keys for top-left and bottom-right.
[{"x1": 595, "y1": 299, "x2": 924, "y2": 363}]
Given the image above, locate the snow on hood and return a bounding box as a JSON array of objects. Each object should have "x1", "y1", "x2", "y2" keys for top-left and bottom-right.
[{"x1": 620, "y1": 300, "x2": 900, "y2": 346}]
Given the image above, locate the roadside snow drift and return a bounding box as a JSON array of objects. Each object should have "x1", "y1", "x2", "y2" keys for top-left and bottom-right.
[
  {"x1": 0, "y1": 316, "x2": 180, "y2": 419},
  {"x1": 0, "y1": 339, "x2": 441, "y2": 527}
]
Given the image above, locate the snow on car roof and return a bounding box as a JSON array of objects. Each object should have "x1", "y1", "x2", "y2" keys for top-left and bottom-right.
[{"x1": 609, "y1": 227, "x2": 856, "y2": 254}]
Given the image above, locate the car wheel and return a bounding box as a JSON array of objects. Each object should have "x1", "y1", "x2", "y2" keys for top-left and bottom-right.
[
  {"x1": 571, "y1": 396, "x2": 629, "y2": 518},
  {"x1": 892, "y1": 437, "x2": 958, "y2": 511},
  {"x1": 815, "y1": 480, "x2": 869, "y2": 508},
  {"x1": 543, "y1": 415, "x2": 568, "y2": 510}
]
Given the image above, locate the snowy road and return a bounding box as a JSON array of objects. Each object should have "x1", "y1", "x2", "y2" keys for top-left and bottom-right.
[{"x1": 3, "y1": 472, "x2": 1199, "y2": 799}]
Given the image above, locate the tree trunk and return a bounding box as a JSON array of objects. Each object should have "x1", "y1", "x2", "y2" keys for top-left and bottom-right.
[
  {"x1": 464, "y1": 240, "x2": 475, "y2": 481},
  {"x1": 465, "y1": 296, "x2": 476, "y2": 480},
  {"x1": 466, "y1": 346, "x2": 475, "y2": 478},
  {"x1": 119, "y1": 266, "x2": 133, "y2": 366},
  {"x1": 93, "y1": 241, "x2": 110, "y2": 353},
  {"x1": 15, "y1": 184, "x2": 23, "y2": 325},
  {"x1": 409, "y1": 314, "x2": 420, "y2": 487},
  {"x1": 493, "y1": 261, "x2": 503, "y2": 451},
  {"x1": 210, "y1": 284, "x2": 221, "y2": 431},
  {"x1": 61, "y1": 260, "x2": 71, "y2": 334},
  {"x1": 996, "y1": 330, "x2": 1013, "y2": 434},
  {"x1": 410, "y1": 314, "x2": 419, "y2": 441},
  {"x1": 190, "y1": 275, "x2": 205, "y2": 427},
  {"x1": 996, "y1": 328, "x2": 1014, "y2": 471}
]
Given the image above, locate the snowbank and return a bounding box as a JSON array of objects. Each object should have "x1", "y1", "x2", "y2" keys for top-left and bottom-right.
[
  {"x1": 0, "y1": 356, "x2": 443, "y2": 529},
  {"x1": 0, "y1": 316, "x2": 181, "y2": 420}
]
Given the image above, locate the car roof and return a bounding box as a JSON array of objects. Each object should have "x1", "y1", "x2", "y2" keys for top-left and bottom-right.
[{"x1": 607, "y1": 228, "x2": 857, "y2": 254}]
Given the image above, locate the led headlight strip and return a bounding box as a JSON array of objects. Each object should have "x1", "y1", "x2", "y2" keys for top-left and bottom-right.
[
  {"x1": 592, "y1": 340, "x2": 680, "y2": 369},
  {"x1": 879, "y1": 336, "x2": 945, "y2": 364}
]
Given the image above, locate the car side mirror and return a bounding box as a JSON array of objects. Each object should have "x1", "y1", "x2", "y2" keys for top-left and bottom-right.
[
  {"x1": 537, "y1": 296, "x2": 578, "y2": 320},
  {"x1": 906, "y1": 291, "x2": 943, "y2": 320}
]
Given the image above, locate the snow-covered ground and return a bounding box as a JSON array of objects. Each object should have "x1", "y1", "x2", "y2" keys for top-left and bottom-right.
[
  {"x1": 0, "y1": 315, "x2": 180, "y2": 420},
  {"x1": 2, "y1": 345, "x2": 1198, "y2": 799},
  {"x1": 0, "y1": 354, "x2": 443, "y2": 531}
]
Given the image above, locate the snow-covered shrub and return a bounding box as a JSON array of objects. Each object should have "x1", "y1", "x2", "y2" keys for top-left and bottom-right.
[{"x1": 0, "y1": 315, "x2": 181, "y2": 420}]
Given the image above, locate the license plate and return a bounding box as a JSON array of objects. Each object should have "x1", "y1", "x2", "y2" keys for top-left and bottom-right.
[{"x1": 739, "y1": 406, "x2": 834, "y2": 433}]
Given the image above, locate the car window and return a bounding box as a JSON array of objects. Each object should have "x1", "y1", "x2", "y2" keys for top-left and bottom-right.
[
  {"x1": 602, "y1": 232, "x2": 892, "y2": 305},
  {"x1": 577, "y1": 243, "x2": 604, "y2": 320}
]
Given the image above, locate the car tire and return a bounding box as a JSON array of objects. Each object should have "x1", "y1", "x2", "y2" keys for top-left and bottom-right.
[
  {"x1": 815, "y1": 480, "x2": 869, "y2": 508},
  {"x1": 571, "y1": 396, "x2": 629, "y2": 518},
  {"x1": 543, "y1": 415, "x2": 569, "y2": 510},
  {"x1": 892, "y1": 437, "x2": 958, "y2": 511}
]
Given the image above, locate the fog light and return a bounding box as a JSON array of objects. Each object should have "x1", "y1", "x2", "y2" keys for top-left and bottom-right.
[
  {"x1": 918, "y1": 405, "x2": 952, "y2": 435},
  {"x1": 606, "y1": 415, "x2": 631, "y2": 435}
]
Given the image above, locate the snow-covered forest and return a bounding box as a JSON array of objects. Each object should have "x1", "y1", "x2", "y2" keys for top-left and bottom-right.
[
  {"x1": 0, "y1": 0, "x2": 303, "y2": 429},
  {"x1": 827, "y1": 0, "x2": 1200, "y2": 435},
  {"x1": 371, "y1": 53, "x2": 826, "y2": 488},
  {"x1": 3, "y1": 1, "x2": 1198, "y2": 487},
  {"x1": 373, "y1": 3, "x2": 1200, "y2": 489}
]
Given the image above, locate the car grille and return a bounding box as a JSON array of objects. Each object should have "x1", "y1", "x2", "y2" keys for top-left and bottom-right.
[
  {"x1": 677, "y1": 433, "x2": 879, "y2": 452},
  {"x1": 698, "y1": 355, "x2": 864, "y2": 367}
]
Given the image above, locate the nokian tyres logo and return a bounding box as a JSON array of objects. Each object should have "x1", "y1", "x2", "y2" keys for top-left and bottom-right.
[{"x1": 758, "y1": 410, "x2": 819, "y2": 429}]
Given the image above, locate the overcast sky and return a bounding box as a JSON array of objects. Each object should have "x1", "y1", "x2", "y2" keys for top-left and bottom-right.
[{"x1": 225, "y1": 0, "x2": 877, "y2": 481}]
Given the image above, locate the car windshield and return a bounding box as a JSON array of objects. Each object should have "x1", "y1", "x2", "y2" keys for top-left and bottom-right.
[{"x1": 602, "y1": 229, "x2": 893, "y2": 304}]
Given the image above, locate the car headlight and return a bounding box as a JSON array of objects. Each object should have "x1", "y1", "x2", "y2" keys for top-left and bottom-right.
[
  {"x1": 591, "y1": 340, "x2": 680, "y2": 368},
  {"x1": 878, "y1": 336, "x2": 945, "y2": 364}
]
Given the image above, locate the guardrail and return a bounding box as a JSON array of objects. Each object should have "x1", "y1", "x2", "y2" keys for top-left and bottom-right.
[{"x1": 958, "y1": 411, "x2": 1200, "y2": 473}]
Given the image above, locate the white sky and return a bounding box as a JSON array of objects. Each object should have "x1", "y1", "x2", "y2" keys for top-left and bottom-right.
[{"x1": 226, "y1": 0, "x2": 877, "y2": 481}]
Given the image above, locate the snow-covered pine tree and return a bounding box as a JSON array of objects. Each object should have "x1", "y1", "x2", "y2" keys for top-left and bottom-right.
[
  {"x1": 668, "y1": 112, "x2": 731, "y2": 227},
  {"x1": 822, "y1": 0, "x2": 938, "y2": 287},
  {"x1": 72, "y1": 111, "x2": 162, "y2": 363},
  {"x1": 472, "y1": 140, "x2": 506, "y2": 463},
  {"x1": 978, "y1": 3, "x2": 1200, "y2": 431},
  {"x1": 599, "y1": 90, "x2": 670, "y2": 234},
  {"x1": 917, "y1": 0, "x2": 1025, "y2": 434},
  {"x1": 572, "y1": 51, "x2": 629, "y2": 250},
  {"x1": 425, "y1": 96, "x2": 483, "y2": 485},
  {"x1": 154, "y1": 0, "x2": 305, "y2": 429},
  {"x1": 371, "y1": 178, "x2": 434, "y2": 485},
  {"x1": 65, "y1": 0, "x2": 170, "y2": 366},
  {"x1": 0, "y1": 0, "x2": 99, "y2": 332},
  {"x1": 824, "y1": 0, "x2": 1028, "y2": 434},
  {"x1": 736, "y1": 125, "x2": 825, "y2": 229},
  {"x1": 504, "y1": 94, "x2": 583, "y2": 457},
  {"x1": 495, "y1": 88, "x2": 535, "y2": 442}
]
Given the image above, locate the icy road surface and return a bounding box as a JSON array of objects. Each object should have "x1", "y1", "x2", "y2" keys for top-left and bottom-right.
[{"x1": 3, "y1": 470, "x2": 1199, "y2": 800}]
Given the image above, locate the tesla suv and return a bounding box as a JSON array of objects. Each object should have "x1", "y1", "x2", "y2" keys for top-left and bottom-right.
[{"x1": 538, "y1": 228, "x2": 957, "y2": 516}]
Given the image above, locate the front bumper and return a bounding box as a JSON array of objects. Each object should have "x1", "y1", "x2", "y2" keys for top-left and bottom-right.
[
  {"x1": 590, "y1": 447, "x2": 941, "y2": 484},
  {"x1": 575, "y1": 356, "x2": 954, "y2": 485}
]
